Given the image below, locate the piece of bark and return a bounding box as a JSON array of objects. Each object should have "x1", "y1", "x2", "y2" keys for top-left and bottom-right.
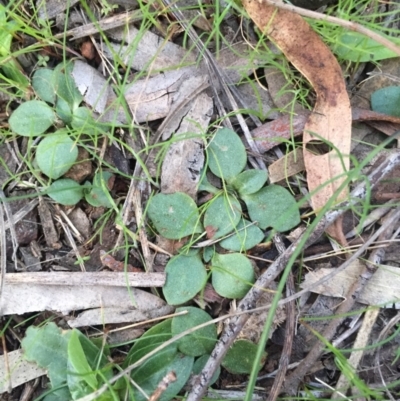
[
  {"x1": 161, "y1": 92, "x2": 213, "y2": 198},
  {"x1": 0, "y1": 350, "x2": 46, "y2": 394},
  {"x1": 37, "y1": 199, "x2": 61, "y2": 249},
  {"x1": 36, "y1": 0, "x2": 80, "y2": 19},
  {"x1": 301, "y1": 260, "x2": 400, "y2": 307},
  {"x1": 1, "y1": 272, "x2": 166, "y2": 315}
]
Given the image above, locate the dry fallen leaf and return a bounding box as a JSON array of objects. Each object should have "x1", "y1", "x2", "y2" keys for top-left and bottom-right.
[
  {"x1": 301, "y1": 260, "x2": 400, "y2": 307},
  {"x1": 242, "y1": 0, "x2": 352, "y2": 242}
]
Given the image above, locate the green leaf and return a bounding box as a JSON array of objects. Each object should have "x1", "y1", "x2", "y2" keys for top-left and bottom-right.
[
  {"x1": 171, "y1": 307, "x2": 217, "y2": 357},
  {"x1": 36, "y1": 131, "x2": 78, "y2": 179},
  {"x1": 131, "y1": 349, "x2": 193, "y2": 401},
  {"x1": 203, "y1": 245, "x2": 215, "y2": 263},
  {"x1": 67, "y1": 330, "x2": 98, "y2": 399},
  {"x1": 222, "y1": 339, "x2": 267, "y2": 374},
  {"x1": 21, "y1": 322, "x2": 72, "y2": 400},
  {"x1": 219, "y1": 218, "x2": 264, "y2": 252},
  {"x1": 47, "y1": 179, "x2": 83, "y2": 205},
  {"x1": 208, "y1": 128, "x2": 247, "y2": 181},
  {"x1": 163, "y1": 254, "x2": 207, "y2": 305},
  {"x1": 332, "y1": 31, "x2": 399, "y2": 62},
  {"x1": 85, "y1": 171, "x2": 114, "y2": 208},
  {"x1": 148, "y1": 192, "x2": 202, "y2": 240},
  {"x1": 203, "y1": 194, "x2": 241, "y2": 239},
  {"x1": 231, "y1": 169, "x2": 268, "y2": 196},
  {"x1": 32, "y1": 68, "x2": 55, "y2": 104},
  {"x1": 371, "y1": 86, "x2": 400, "y2": 118},
  {"x1": 125, "y1": 319, "x2": 172, "y2": 366},
  {"x1": 52, "y1": 62, "x2": 82, "y2": 110},
  {"x1": 72, "y1": 107, "x2": 100, "y2": 135},
  {"x1": 211, "y1": 253, "x2": 255, "y2": 299},
  {"x1": 243, "y1": 185, "x2": 300, "y2": 232},
  {"x1": 197, "y1": 171, "x2": 219, "y2": 194},
  {"x1": 193, "y1": 355, "x2": 220, "y2": 386},
  {"x1": 9, "y1": 100, "x2": 55, "y2": 137},
  {"x1": 56, "y1": 97, "x2": 73, "y2": 124}
]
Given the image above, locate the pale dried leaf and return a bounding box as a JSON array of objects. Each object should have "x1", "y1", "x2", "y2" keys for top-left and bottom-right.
[
  {"x1": 161, "y1": 92, "x2": 213, "y2": 198},
  {"x1": 301, "y1": 260, "x2": 400, "y2": 306},
  {"x1": 0, "y1": 350, "x2": 46, "y2": 393},
  {"x1": 268, "y1": 149, "x2": 304, "y2": 183},
  {"x1": 1, "y1": 272, "x2": 166, "y2": 315}
]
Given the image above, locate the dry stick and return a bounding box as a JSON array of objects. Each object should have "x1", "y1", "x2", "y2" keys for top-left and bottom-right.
[
  {"x1": 260, "y1": 0, "x2": 400, "y2": 57},
  {"x1": 0, "y1": 200, "x2": 6, "y2": 306},
  {"x1": 332, "y1": 207, "x2": 399, "y2": 398},
  {"x1": 283, "y1": 207, "x2": 400, "y2": 396},
  {"x1": 186, "y1": 151, "x2": 400, "y2": 401},
  {"x1": 133, "y1": 188, "x2": 154, "y2": 272},
  {"x1": 267, "y1": 235, "x2": 295, "y2": 401}
]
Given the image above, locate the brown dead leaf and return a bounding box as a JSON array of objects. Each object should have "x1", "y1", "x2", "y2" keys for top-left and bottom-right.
[{"x1": 242, "y1": 1, "x2": 352, "y2": 242}]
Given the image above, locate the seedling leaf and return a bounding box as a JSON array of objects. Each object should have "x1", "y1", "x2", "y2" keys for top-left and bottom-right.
[
  {"x1": 9, "y1": 100, "x2": 55, "y2": 137},
  {"x1": 371, "y1": 86, "x2": 400, "y2": 118},
  {"x1": 222, "y1": 339, "x2": 267, "y2": 374},
  {"x1": 72, "y1": 107, "x2": 100, "y2": 135},
  {"x1": 67, "y1": 330, "x2": 98, "y2": 398},
  {"x1": 32, "y1": 68, "x2": 55, "y2": 104},
  {"x1": 125, "y1": 319, "x2": 172, "y2": 366},
  {"x1": 36, "y1": 131, "x2": 78, "y2": 179},
  {"x1": 333, "y1": 31, "x2": 399, "y2": 62},
  {"x1": 85, "y1": 171, "x2": 114, "y2": 208},
  {"x1": 53, "y1": 62, "x2": 82, "y2": 110},
  {"x1": 47, "y1": 179, "x2": 83, "y2": 205},
  {"x1": 171, "y1": 306, "x2": 217, "y2": 357},
  {"x1": 203, "y1": 194, "x2": 241, "y2": 239},
  {"x1": 219, "y1": 218, "x2": 264, "y2": 252},
  {"x1": 231, "y1": 169, "x2": 268, "y2": 196},
  {"x1": 56, "y1": 97, "x2": 73, "y2": 124},
  {"x1": 21, "y1": 322, "x2": 72, "y2": 400},
  {"x1": 163, "y1": 254, "x2": 207, "y2": 305},
  {"x1": 208, "y1": 128, "x2": 247, "y2": 181},
  {"x1": 243, "y1": 185, "x2": 300, "y2": 232},
  {"x1": 148, "y1": 192, "x2": 202, "y2": 240},
  {"x1": 211, "y1": 253, "x2": 255, "y2": 299},
  {"x1": 131, "y1": 347, "x2": 193, "y2": 401}
]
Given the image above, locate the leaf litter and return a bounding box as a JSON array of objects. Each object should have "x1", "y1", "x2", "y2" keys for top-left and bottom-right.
[{"x1": 1, "y1": 1, "x2": 400, "y2": 400}]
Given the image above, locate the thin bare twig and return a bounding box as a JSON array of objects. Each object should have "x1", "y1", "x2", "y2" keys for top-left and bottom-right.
[{"x1": 266, "y1": 235, "x2": 295, "y2": 401}]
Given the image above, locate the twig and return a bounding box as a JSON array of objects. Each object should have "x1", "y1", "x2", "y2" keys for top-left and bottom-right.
[
  {"x1": 58, "y1": 9, "x2": 143, "y2": 40},
  {"x1": 260, "y1": 0, "x2": 400, "y2": 57},
  {"x1": 266, "y1": 235, "x2": 295, "y2": 401},
  {"x1": 133, "y1": 188, "x2": 154, "y2": 272},
  {"x1": 186, "y1": 151, "x2": 400, "y2": 401},
  {"x1": 283, "y1": 207, "x2": 400, "y2": 396},
  {"x1": 3, "y1": 272, "x2": 165, "y2": 287}
]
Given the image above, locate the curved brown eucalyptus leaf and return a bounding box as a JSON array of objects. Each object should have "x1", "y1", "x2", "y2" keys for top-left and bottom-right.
[{"x1": 242, "y1": 0, "x2": 352, "y2": 242}]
